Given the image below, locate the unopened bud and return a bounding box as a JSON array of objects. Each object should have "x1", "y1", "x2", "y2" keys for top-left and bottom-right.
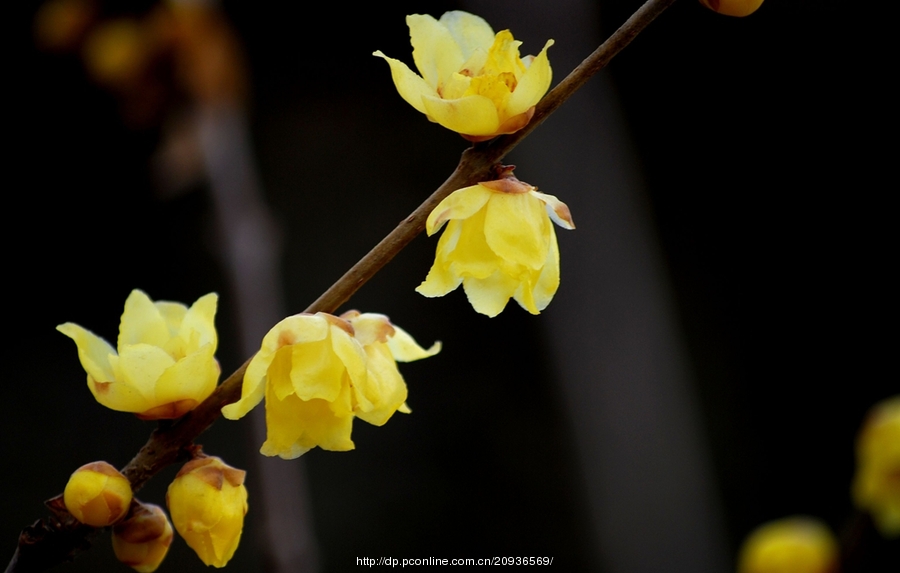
[
  {"x1": 737, "y1": 516, "x2": 838, "y2": 573},
  {"x1": 167, "y1": 456, "x2": 248, "y2": 567},
  {"x1": 698, "y1": 0, "x2": 764, "y2": 17},
  {"x1": 112, "y1": 502, "x2": 174, "y2": 573},
  {"x1": 63, "y1": 461, "x2": 132, "y2": 526}
]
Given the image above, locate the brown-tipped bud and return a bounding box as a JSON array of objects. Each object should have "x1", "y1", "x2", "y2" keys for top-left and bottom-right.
[
  {"x1": 63, "y1": 461, "x2": 133, "y2": 527},
  {"x1": 167, "y1": 456, "x2": 248, "y2": 567},
  {"x1": 698, "y1": 0, "x2": 764, "y2": 17},
  {"x1": 112, "y1": 502, "x2": 174, "y2": 573}
]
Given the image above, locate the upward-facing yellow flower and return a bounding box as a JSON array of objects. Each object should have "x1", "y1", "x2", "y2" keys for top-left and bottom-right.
[
  {"x1": 221, "y1": 311, "x2": 439, "y2": 459},
  {"x1": 374, "y1": 11, "x2": 553, "y2": 141},
  {"x1": 417, "y1": 170, "x2": 575, "y2": 317},
  {"x1": 852, "y1": 395, "x2": 900, "y2": 538},
  {"x1": 58, "y1": 290, "x2": 220, "y2": 419}
]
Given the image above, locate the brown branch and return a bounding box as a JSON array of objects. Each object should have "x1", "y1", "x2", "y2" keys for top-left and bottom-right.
[{"x1": 6, "y1": 1, "x2": 676, "y2": 570}]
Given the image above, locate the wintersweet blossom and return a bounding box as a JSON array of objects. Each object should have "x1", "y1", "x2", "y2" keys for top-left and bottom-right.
[
  {"x1": 58, "y1": 290, "x2": 220, "y2": 419},
  {"x1": 63, "y1": 461, "x2": 133, "y2": 527},
  {"x1": 374, "y1": 11, "x2": 553, "y2": 141},
  {"x1": 167, "y1": 456, "x2": 247, "y2": 568},
  {"x1": 737, "y1": 517, "x2": 838, "y2": 573},
  {"x1": 112, "y1": 502, "x2": 174, "y2": 573},
  {"x1": 221, "y1": 312, "x2": 439, "y2": 459},
  {"x1": 698, "y1": 0, "x2": 764, "y2": 17},
  {"x1": 417, "y1": 169, "x2": 575, "y2": 317},
  {"x1": 852, "y1": 395, "x2": 900, "y2": 538}
]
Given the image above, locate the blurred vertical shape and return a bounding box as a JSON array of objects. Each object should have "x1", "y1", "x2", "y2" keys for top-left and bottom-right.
[
  {"x1": 197, "y1": 102, "x2": 320, "y2": 573},
  {"x1": 174, "y1": 0, "x2": 320, "y2": 569},
  {"x1": 464, "y1": 1, "x2": 729, "y2": 571}
]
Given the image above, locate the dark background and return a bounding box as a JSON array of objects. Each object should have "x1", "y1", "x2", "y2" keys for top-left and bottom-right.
[{"x1": 6, "y1": 1, "x2": 895, "y2": 571}]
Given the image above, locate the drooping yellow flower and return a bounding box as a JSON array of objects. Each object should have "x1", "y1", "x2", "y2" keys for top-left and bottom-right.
[
  {"x1": 221, "y1": 311, "x2": 439, "y2": 459},
  {"x1": 852, "y1": 395, "x2": 900, "y2": 538},
  {"x1": 63, "y1": 461, "x2": 133, "y2": 527},
  {"x1": 112, "y1": 501, "x2": 174, "y2": 573},
  {"x1": 374, "y1": 11, "x2": 553, "y2": 141},
  {"x1": 698, "y1": 0, "x2": 764, "y2": 17},
  {"x1": 58, "y1": 290, "x2": 220, "y2": 420},
  {"x1": 417, "y1": 170, "x2": 575, "y2": 317},
  {"x1": 737, "y1": 517, "x2": 838, "y2": 573},
  {"x1": 166, "y1": 456, "x2": 247, "y2": 568}
]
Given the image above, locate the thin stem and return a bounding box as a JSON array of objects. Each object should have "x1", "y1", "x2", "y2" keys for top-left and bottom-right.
[{"x1": 6, "y1": 1, "x2": 676, "y2": 570}]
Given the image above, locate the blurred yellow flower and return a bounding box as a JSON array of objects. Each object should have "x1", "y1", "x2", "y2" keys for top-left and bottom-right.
[
  {"x1": 698, "y1": 0, "x2": 764, "y2": 17},
  {"x1": 112, "y1": 502, "x2": 174, "y2": 573},
  {"x1": 167, "y1": 456, "x2": 247, "y2": 568},
  {"x1": 852, "y1": 395, "x2": 900, "y2": 538},
  {"x1": 63, "y1": 461, "x2": 133, "y2": 527},
  {"x1": 374, "y1": 11, "x2": 553, "y2": 141},
  {"x1": 221, "y1": 312, "x2": 439, "y2": 459},
  {"x1": 737, "y1": 517, "x2": 838, "y2": 573},
  {"x1": 58, "y1": 290, "x2": 220, "y2": 420},
  {"x1": 417, "y1": 170, "x2": 575, "y2": 317}
]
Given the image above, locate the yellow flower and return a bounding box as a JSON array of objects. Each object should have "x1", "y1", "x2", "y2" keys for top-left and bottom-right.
[
  {"x1": 737, "y1": 517, "x2": 838, "y2": 573},
  {"x1": 58, "y1": 290, "x2": 220, "y2": 419},
  {"x1": 63, "y1": 461, "x2": 133, "y2": 527},
  {"x1": 112, "y1": 502, "x2": 174, "y2": 573},
  {"x1": 417, "y1": 170, "x2": 575, "y2": 317},
  {"x1": 698, "y1": 0, "x2": 764, "y2": 17},
  {"x1": 221, "y1": 311, "x2": 439, "y2": 459},
  {"x1": 166, "y1": 456, "x2": 247, "y2": 568},
  {"x1": 374, "y1": 11, "x2": 553, "y2": 141},
  {"x1": 852, "y1": 395, "x2": 900, "y2": 538}
]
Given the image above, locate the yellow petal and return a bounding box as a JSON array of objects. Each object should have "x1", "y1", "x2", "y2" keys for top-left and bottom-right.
[
  {"x1": 482, "y1": 30, "x2": 525, "y2": 79},
  {"x1": 462, "y1": 270, "x2": 520, "y2": 317},
  {"x1": 450, "y1": 208, "x2": 503, "y2": 279},
  {"x1": 154, "y1": 343, "x2": 218, "y2": 407},
  {"x1": 262, "y1": 385, "x2": 354, "y2": 459},
  {"x1": 421, "y1": 93, "x2": 500, "y2": 137},
  {"x1": 178, "y1": 292, "x2": 219, "y2": 351},
  {"x1": 118, "y1": 343, "x2": 176, "y2": 397},
  {"x1": 328, "y1": 325, "x2": 368, "y2": 398},
  {"x1": 507, "y1": 40, "x2": 553, "y2": 117},
  {"x1": 387, "y1": 325, "x2": 441, "y2": 363},
  {"x1": 531, "y1": 225, "x2": 561, "y2": 312},
  {"x1": 483, "y1": 193, "x2": 549, "y2": 270},
  {"x1": 532, "y1": 190, "x2": 575, "y2": 230},
  {"x1": 57, "y1": 322, "x2": 117, "y2": 384},
  {"x1": 288, "y1": 336, "x2": 345, "y2": 402},
  {"x1": 407, "y1": 14, "x2": 464, "y2": 89},
  {"x1": 155, "y1": 301, "x2": 187, "y2": 337},
  {"x1": 355, "y1": 344, "x2": 407, "y2": 426},
  {"x1": 425, "y1": 185, "x2": 492, "y2": 237},
  {"x1": 118, "y1": 290, "x2": 170, "y2": 349},
  {"x1": 426, "y1": 185, "x2": 492, "y2": 235},
  {"x1": 221, "y1": 350, "x2": 268, "y2": 420},
  {"x1": 416, "y1": 234, "x2": 462, "y2": 297},
  {"x1": 372, "y1": 51, "x2": 434, "y2": 115},
  {"x1": 438, "y1": 11, "x2": 494, "y2": 61}
]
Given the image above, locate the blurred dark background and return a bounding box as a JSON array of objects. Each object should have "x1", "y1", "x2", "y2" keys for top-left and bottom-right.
[{"x1": 5, "y1": 0, "x2": 895, "y2": 571}]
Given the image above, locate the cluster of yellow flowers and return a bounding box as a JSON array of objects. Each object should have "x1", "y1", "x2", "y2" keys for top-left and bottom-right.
[
  {"x1": 62, "y1": 455, "x2": 246, "y2": 571},
  {"x1": 59, "y1": 292, "x2": 247, "y2": 570},
  {"x1": 53, "y1": 7, "x2": 777, "y2": 570}
]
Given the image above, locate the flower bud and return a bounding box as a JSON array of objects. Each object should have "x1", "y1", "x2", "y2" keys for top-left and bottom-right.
[
  {"x1": 63, "y1": 461, "x2": 133, "y2": 527},
  {"x1": 167, "y1": 456, "x2": 247, "y2": 568},
  {"x1": 112, "y1": 502, "x2": 174, "y2": 573},
  {"x1": 698, "y1": 0, "x2": 764, "y2": 17},
  {"x1": 737, "y1": 517, "x2": 838, "y2": 573}
]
